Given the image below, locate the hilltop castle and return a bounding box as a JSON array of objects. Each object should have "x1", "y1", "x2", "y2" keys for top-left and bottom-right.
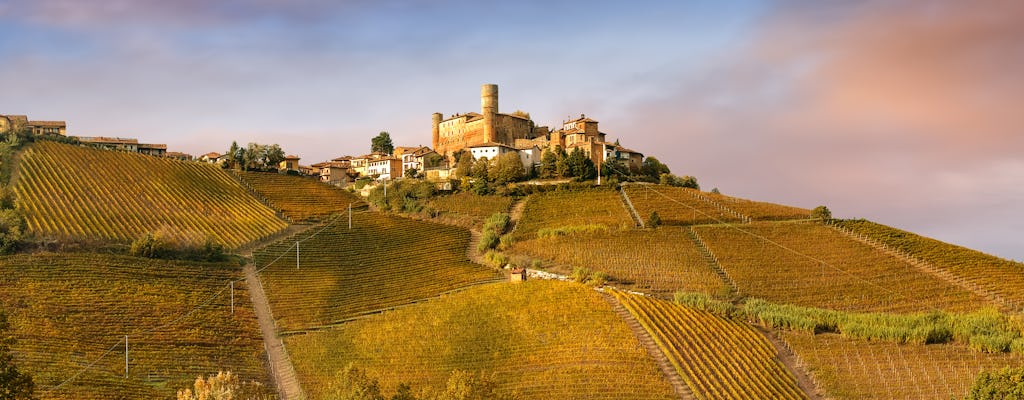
[{"x1": 431, "y1": 84, "x2": 643, "y2": 172}]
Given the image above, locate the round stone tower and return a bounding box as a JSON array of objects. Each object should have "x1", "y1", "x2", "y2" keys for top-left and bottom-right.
[
  {"x1": 481, "y1": 84, "x2": 498, "y2": 143},
  {"x1": 431, "y1": 112, "x2": 442, "y2": 151}
]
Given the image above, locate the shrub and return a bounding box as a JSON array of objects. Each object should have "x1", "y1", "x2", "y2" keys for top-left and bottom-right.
[
  {"x1": 674, "y1": 291, "x2": 738, "y2": 318},
  {"x1": 647, "y1": 211, "x2": 661, "y2": 228},
  {"x1": 477, "y1": 231, "x2": 500, "y2": 253},
  {"x1": 811, "y1": 205, "x2": 832, "y2": 220},
  {"x1": 484, "y1": 251, "x2": 509, "y2": 268},
  {"x1": 571, "y1": 267, "x2": 592, "y2": 283},
  {"x1": 964, "y1": 366, "x2": 1024, "y2": 400},
  {"x1": 177, "y1": 371, "x2": 273, "y2": 400},
  {"x1": 0, "y1": 209, "x2": 25, "y2": 255},
  {"x1": 536, "y1": 224, "x2": 608, "y2": 239}
]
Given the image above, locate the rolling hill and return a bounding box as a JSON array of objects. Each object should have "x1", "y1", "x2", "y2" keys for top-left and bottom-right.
[{"x1": 5, "y1": 140, "x2": 1024, "y2": 400}]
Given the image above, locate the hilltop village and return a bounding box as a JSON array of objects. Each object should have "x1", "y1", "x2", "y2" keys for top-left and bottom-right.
[{"x1": 1, "y1": 84, "x2": 652, "y2": 190}]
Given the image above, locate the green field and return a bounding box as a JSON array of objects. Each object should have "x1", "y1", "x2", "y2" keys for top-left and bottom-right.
[
  {"x1": 234, "y1": 171, "x2": 364, "y2": 222},
  {"x1": 0, "y1": 253, "x2": 267, "y2": 399},
  {"x1": 15, "y1": 141, "x2": 287, "y2": 248},
  {"x1": 285, "y1": 280, "x2": 677, "y2": 400},
  {"x1": 254, "y1": 212, "x2": 502, "y2": 331}
]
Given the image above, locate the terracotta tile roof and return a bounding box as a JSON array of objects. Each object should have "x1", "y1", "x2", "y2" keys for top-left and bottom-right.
[
  {"x1": 139, "y1": 143, "x2": 167, "y2": 150},
  {"x1": 203, "y1": 152, "x2": 222, "y2": 159},
  {"x1": 27, "y1": 120, "x2": 66, "y2": 128},
  {"x1": 78, "y1": 136, "x2": 139, "y2": 145}
]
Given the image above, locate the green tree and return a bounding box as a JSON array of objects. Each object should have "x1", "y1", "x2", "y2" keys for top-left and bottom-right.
[
  {"x1": 564, "y1": 148, "x2": 596, "y2": 181},
  {"x1": 226, "y1": 141, "x2": 241, "y2": 169},
  {"x1": 423, "y1": 153, "x2": 445, "y2": 169},
  {"x1": 264, "y1": 144, "x2": 286, "y2": 169},
  {"x1": 371, "y1": 132, "x2": 394, "y2": 155},
  {"x1": 470, "y1": 157, "x2": 490, "y2": 181},
  {"x1": 811, "y1": 205, "x2": 832, "y2": 220},
  {"x1": 553, "y1": 146, "x2": 569, "y2": 178},
  {"x1": 539, "y1": 149, "x2": 557, "y2": 179},
  {"x1": 0, "y1": 209, "x2": 25, "y2": 255},
  {"x1": 405, "y1": 167, "x2": 419, "y2": 179},
  {"x1": 490, "y1": 152, "x2": 525, "y2": 185},
  {"x1": 0, "y1": 312, "x2": 36, "y2": 400},
  {"x1": 454, "y1": 152, "x2": 474, "y2": 179},
  {"x1": 641, "y1": 157, "x2": 670, "y2": 181}
]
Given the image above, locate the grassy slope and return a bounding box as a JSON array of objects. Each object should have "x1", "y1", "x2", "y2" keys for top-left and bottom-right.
[
  {"x1": 15, "y1": 141, "x2": 287, "y2": 248},
  {"x1": 426, "y1": 192, "x2": 514, "y2": 227},
  {"x1": 285, "y1": 280, "x2": 677, "y2": 400},
  {"x1": 511, "y1": 188, "x2": 633, "y2": 241},
  {"x1": 0, "y1": 253, "x2": 266, "y2": 399}
]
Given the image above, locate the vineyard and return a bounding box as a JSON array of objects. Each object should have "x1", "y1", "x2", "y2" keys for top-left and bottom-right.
[
  {"x1": 0, "y1": 253, "x2": 266, "y2": 399},
  {"x1": 284, "y1": 280, "x2": 677, "y2": 400},
  {"x1": 783, "y1": 331, "x2": 1024, "y2": 399},
  {"x1": 425, "y1": 192, "x2": 514, "y2": 227},
  {"x1": 511, "y1": 188, "x2": 633, "y2": 241},
  {"x1": 612, "y1": 291, "x2": 808, "y2": 399},
  {"x1": 832, "y1": 219, "x2": 1024, "y2": 309},
  {"x1": 253, "y1": 212, "x2": 503, "y2": 331},
  {"x1": 234, "y1": 171, "x2": 364, "y2": 222},
  {"x1": 511, "y1": 226, "x2": 728, "y2": 297},
  {"x1": 15, "y1": 141, "x2": 287, "y2": 248},
  {"x1": 693, "y1": 221, "x2": 989, "y2": 312},
  {"x1": 624, "y1": 184, "x2": 811, "y2": 225}
]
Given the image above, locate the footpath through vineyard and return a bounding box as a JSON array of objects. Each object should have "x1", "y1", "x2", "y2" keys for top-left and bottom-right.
[
  {"x1": 245, "y1": 263, "x2": 306, "y2": 400},
  {"x1": 602, "y1": 292, "x2": 694, "y2": 400}
]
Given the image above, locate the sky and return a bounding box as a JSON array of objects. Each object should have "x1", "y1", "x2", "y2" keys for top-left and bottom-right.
[{"x1": 1, "y1": 0, "x2": 1022, "y2": 260}]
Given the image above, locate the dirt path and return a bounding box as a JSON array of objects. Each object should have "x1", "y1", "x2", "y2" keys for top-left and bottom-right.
[
  {"x1": 756, "y1": 326, "x2": 824, "y2": 400},
  {"x1": 507, "y1": 197, "x2": 527, "y2": 235},
  {"x1": 601, "y1": 293, "x2": 694, "y2": 400},
  {"x1": 245, "y1": 264, "x2": 306, "y2": 400}
]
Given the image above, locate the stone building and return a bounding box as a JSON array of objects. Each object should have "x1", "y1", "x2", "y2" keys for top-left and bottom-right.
[
  {"x1": 432, "y1": 84, "x2": 543, "y2": 161},
  {"x1": 1, "y1": 114, "x2": 67, "y2": 136}
]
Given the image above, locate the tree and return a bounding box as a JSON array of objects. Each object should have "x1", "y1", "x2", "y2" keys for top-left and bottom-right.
[
  {"x1": 227, "y1": 141, "x2": 241, "y2": 169},
  {"x1": 641, "y1": 157, "x2": 670, "y2": 181},
  {"x1": 490, "y1": 152, "x2": 525, "y2": 185},
  {"x1": 553, "y1": 146, "x2": 569, "y2": 178},
  {"x1": 371, "y1": 131, "x2": 394, "y2": 155},
  {"x1": 470, "y1": 157, "x2": 490, "y2": 181},
  {"x1": 243, "y1": 143, "x2": 264, "y2": 171},
  {"x1": 539, "y1": 149, "x2": 557, "y2": 179},
  {"x1": 264, "y1": 144, "x2": 285, "y2": 169},
  {"x1": 811, "y1": 205, "x2": 832, "y2": 220},
  {"x1": 404, "y1": 167, "x2": 419, "y2": 179},
  {"x1": 423, "y1": 153, "x2": 445, "y2": 169},
  {"x1": 565, "y1": 147, "x2": 595, "y2": 180},
  {"x1": 510, "y1": 110, "x2": 530, "y2": 120},
  {"x1": 454, "y1": 152, "x2": 474, "y2": 179},
  {"x1": 0, "y1": 312, "x2": 36, "y2": 400}
]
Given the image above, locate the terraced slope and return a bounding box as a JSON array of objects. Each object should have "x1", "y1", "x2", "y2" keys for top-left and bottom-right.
[
  {"x1": 253, "y1": 212, "x2": 502, "y2": 331},
  {"x1": 833, "y1": 219, "x2": 1024, "y2": 309},
  {"x1": 511, "y1": 188, "x2": 633, "y2": 241},
  {"x1": 15, "y1": 141, "x2": 287, "y2": 248},
  {"x1": 693, "y1": 222, "x2": 989, "y2": 312},
  {"x1": 783, "y1": 331, "x2": 1024, "y2": 399},
  {"x1": 0, "y1": 253, "x2": 267, "y2": 400},
  {"x1": 285, "y1": 281, "x2": 677, "y2": 400},
  {"x1": 234, "y1": 171, "x2": 364, "y2": 222},
  {"x1": 512, "y1": 226, "x2": 728, "y2": 297},
  {"x1": 613, "y1": 292, "x2": 808, "y2": 399}
]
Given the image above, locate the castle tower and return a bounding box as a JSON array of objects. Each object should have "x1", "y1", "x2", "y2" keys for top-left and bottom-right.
[
  {"x1": 431, "y1": 112, "x2": 442, "y2": 151},
  {"x1": 481, "y1": 84, "x2": 498, "y2": 143}
]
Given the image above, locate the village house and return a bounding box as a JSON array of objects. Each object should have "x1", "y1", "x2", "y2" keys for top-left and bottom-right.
[
  {"x1": 1, "y1": 115, "x2": 67, "y2": 136},
  {"x1": 200, "y1": 152, "x2": 223, "y2": 163},
  {"x1": 77, "y1": 136, "x2": 170, "y2": 157},
  {"x1": 350, "y1": 152, "x2": 388, "y2": 177},
  {"x1": 138, "y1": 143, "x2": 167, "y2": 157},
  {"x1": 395, "y1": 146, "x2": 439, "y2": 177},
  {"x1": 315, "y1": 161, "x2": 354, "y2": 186},
  {"x1": 279, "y1": 155, "x2": 300, "y2": 172},
  {"x1": 367, "y1": 157, "x2": 402, "y2": 181}
]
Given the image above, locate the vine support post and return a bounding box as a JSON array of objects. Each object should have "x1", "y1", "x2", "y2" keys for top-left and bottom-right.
[
  {"x1": 230, "y1": 281, "x2": 235, "y2": 315},
  {"x1": 296, "y1": 241, "x2": 300, "y2": 270},
  {"x1": 124, "y1": 335, "x2": 129, "y2": 379}
]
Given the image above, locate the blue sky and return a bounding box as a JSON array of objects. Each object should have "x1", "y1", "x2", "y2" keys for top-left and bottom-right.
[{"x1": 2, "y1": 0, "x2": 1023, "y2": 260}]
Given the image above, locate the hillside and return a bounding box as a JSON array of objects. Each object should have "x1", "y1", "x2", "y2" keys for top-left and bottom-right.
[
  {"x1": 253, "y1": 212, "x2": 502, "y2": 331},
  {"x1": 14, "y1": 141, "x2": 287, "y2": 248},
  {"x1": 0, "y1": 253, "x2": 268, "y2": 399},
  {"x1": 233, "y1": 171, "x2": 365, "y2": 222},
  {"x1": 284, "y1": 280, "x2": 677, "y2": 400}
]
